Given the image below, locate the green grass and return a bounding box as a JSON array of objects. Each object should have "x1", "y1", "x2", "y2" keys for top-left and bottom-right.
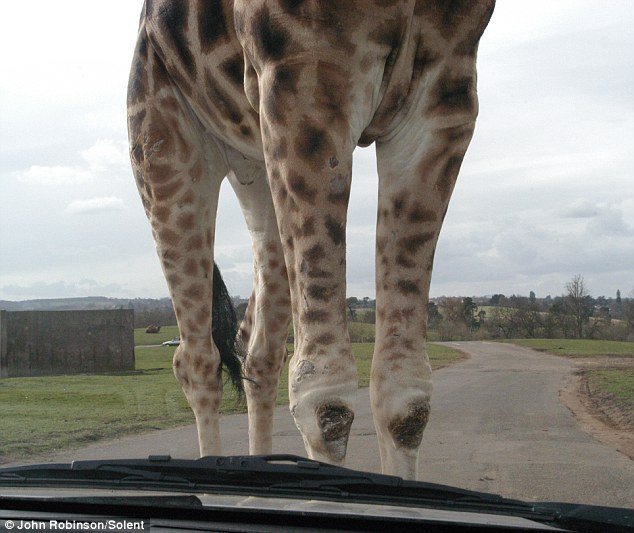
[
  {"x1": 0, "y1": 343, "x2": 463, "y2": 461},
  {"x1": 586, "y1": 369, "x2": 634, "y2": 407},
  {"x1": 134, "y1": 325, "x2": 179, "y2": 346},
  {"x1": 502, "y1": 339, "x2": 634, "y2": 357},
  {"x1": 1, "y1": 348, "x2": 195, "y2": 460},
  {"x1": 348, "y1": 322, "x2": 376, "y2": 342}
]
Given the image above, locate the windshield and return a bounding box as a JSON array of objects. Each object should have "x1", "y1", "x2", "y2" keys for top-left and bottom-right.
[{"x1": 1, "y1": 0, "x2": 633, "y2": 513}]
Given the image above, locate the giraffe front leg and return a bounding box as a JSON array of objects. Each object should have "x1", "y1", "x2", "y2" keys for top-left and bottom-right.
[
  {"x1": 255, "y1": 71, "x2": 362, "y2": 466},
  {"x1": 276, "y1": 140, "x2": 357, "y2": 466},
  {"x1": 228, "y1": 168, "x2": 292, "y2": 455},
  {"x1": 372, "y1": 79, "x2": 479, "y2": 480}
]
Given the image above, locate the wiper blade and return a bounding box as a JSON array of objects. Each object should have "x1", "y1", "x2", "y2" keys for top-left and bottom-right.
[
  {"x1": 0, "y1": 454, "x2": 511, "y2": 504},
  {"x1": 0, "y1": 454, "x2": 525, "y2": 512},
  {"x1": 0, "y1": 461, "x2": 192, "y2": 486},
  {"x1": 1, "y1": 454, "x2": 632, "y2": 530}
]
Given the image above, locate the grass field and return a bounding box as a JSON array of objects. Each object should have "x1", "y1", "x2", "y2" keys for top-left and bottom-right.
[
  {"x1": 348, "y1": 322, "x2": 376, "y2": 342},
  {"x1": 134, "y1": 325, "x2": 179, "y2": 346},
  {"x1": 503, "y1": 339, "x2": 634, "y2": 357},
  {"x1": 586, "y1": 369, "x2": 634, "y2": 408},
  {"x1": 505, "y1": 338, "x2": 634, "y2": 409},
  {"x1": 0, "y1": 342, "x2": 463, "y2": 461}
]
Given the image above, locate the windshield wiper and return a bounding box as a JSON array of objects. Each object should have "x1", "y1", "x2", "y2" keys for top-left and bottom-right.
[
  {"x1": 0, "y1": 454, "x2": 516, "y2": 505},
  {"x1": 1, "y1": 454, "x2": 632, "y2": 531}
]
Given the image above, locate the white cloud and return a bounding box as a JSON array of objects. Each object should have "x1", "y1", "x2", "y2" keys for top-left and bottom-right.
[
  {"x1": 562, "y1": 199, "x2": 599, "y2": 219},
  {"x1": 1, "y1": 279, "x2": 127, "y2": 300},
  {"x1": 13, "y1": 139, "x2": 131, "y2": 187},
  {"x1": 16, "y1": 165, "x2": 92, "y2": 185},
  {"x1": 65, "y1": 196, "x2": 124, "y2": 215},
  {"x1": 81, "y1": 139, "x2": 129, "y2": 174},
  {"x1": 587, "y1": 209, "x2": 633, "y2": 236}
]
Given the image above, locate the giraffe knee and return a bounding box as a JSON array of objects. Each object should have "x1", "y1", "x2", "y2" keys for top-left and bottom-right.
[
  {"x1": 315, "y1": 402, "x2": 354, "y2": 462},
  {"x1": 172, "y1": 342, "x2": 220, "y2": 391},
  {"x1": 172, "y1": 347, "x2": 190, "y2": 387},
  {"x1": 388, "y1": 400, "x2": 430, "y2": 449}
]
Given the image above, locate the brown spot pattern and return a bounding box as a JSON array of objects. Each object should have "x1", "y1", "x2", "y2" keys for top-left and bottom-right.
[
  {"x1": 408, "y1": 205, "x2": 436, "y2": 223},
  {"x1": 288, "y1": 173, "x2": 317, "y2": 203},
  {"x1": 324, "y1": 217, "x2": 345, "y2": 246},
  {"x1": 307, "y1": 284, "x2": 331, "y2": 302},
  {"x1": 397, "y1": 280, "x2": 421, "y2": 295},
  {"x1": 294, "y1": 119, "x2": 335, "y2": 170},
  {"x1": 303, "y1": 309, "x2": 330, "y2": 323}
]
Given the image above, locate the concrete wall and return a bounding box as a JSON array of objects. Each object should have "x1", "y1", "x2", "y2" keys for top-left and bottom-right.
[{"x1": 0, "y1": 310, "x2": 134, "y2": 378}]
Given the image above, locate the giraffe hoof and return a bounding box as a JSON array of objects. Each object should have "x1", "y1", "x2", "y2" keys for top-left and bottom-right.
[
  {"x1": 388, "y1": 400, "x2": 430, "y2": 449},
  {"x1": 315, "y1": 402, "x2": 354, "y2": 462}
]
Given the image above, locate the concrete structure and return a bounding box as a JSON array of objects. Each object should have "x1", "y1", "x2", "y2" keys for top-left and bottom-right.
[{"x1": 0, "y1": 310, "x2": 134, "y2": 378}]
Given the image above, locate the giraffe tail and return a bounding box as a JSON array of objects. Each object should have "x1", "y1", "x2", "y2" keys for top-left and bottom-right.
[{"x1": 212, "y1": 262, "x2": 245, "y2": 400}]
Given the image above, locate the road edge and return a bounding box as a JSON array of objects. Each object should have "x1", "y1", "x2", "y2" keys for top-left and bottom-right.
[{"x1": 560, "y1": 371, "x2": 633, "y2": 460}]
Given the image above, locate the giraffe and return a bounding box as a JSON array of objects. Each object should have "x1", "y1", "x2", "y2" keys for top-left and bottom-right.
[{"x1": 127, "y1": 0, "x2": 494, "y2": 480}]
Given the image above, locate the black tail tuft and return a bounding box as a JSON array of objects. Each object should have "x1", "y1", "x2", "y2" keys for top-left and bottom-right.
[{"x1": 212, "y1": 262, "x2": 245, "y2": 401}]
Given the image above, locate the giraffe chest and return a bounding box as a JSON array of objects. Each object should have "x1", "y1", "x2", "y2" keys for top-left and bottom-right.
[
  {"x1": 139, "y1": 0, "x2": 479, "y2": 161},
  {"x1": 141, "y1": 0, "x2": 446, "y2": 161}
]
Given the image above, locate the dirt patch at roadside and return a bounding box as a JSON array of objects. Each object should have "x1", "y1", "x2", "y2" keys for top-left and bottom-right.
[{"x1": 560, "y1": 357, "x2": 633, "y2": 459}]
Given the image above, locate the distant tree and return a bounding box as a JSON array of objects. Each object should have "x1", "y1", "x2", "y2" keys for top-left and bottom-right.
[
  {"x1": 549, "y1": 298, "x2": 574, "y2": 338},
  {"x1": 440, "y1": 297, "x2": 460, "y2": 321},
  {"x1": 489, "y1": 294, "x2": 504, "y2": 306},
  {"x1": 436, "y1": 297, "x2": 473, "y2": 340},
  {"x1": 624, "y1": 290, "x2": 634, "y2": 333},
  {"x1": 346, "y1": 297, "x2": 358, "y2": 320},
  {"x1": 439, "y1": 297, "x2": 477, "y2": 329},
  {"x1": 529, "y1": 291, "x2": 536, "y2": 303},
  {"x1": 615, "y1": 289, "x2": 623, "y2": 318},
  {"x1": 360, "y1": 309, "x2": 376, "y2": 324},
  {"x1": 489, "y1": 296, "x2": 543, "y2": 338},
  {"x1": 565, "y1": 275, "x2": 593, "y2": 339},
  {"x1": 461, "y1": 297, "x2": 478, "y2": 329},
  {"x1": 427, "y1": 302, "x2": 442, "y2": 329},
  {"x1": 489, "y1": 306, "x2": 516, "y2": 338}
]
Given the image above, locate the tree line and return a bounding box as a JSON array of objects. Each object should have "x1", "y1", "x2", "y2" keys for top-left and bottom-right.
[
  {"x1": 428, "y1": 275, "x2": 633, "y2": 341},
  {"x1": 134, "y1": 275, "x2": 633, "y2": 342}
]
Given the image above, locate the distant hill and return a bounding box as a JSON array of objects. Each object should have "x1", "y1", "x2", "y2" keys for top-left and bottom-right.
[
  {"x1": 0, "y1": 297, "x2": 173, "y2": 312},
  {"x1": 0, "y1": 295, "x2": 251, "y2": 329},
  {"x1": 0, "y1": 295, "x2": 249, "y2": 312}
]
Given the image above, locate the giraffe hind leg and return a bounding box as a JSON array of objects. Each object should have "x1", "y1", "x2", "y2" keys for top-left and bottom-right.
[
  {"x1": 228, "y1": 166, "x2": 292, "y2": 455},
  {"x1": 127, "y1": 28, "x2": 230, "y2": 456}
]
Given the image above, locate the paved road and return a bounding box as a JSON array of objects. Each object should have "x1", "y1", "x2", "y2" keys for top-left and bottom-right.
[{"x1": 12, "y1": 342, "x2": 633, "y2": 507}]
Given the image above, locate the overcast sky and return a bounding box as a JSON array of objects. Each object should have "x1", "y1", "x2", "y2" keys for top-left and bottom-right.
[{"x1": 1, "y1": 1, "x2": 633, "y2": 302}]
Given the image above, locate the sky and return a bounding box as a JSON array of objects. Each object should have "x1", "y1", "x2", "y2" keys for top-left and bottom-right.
[{"x1": 1, "y1": 1, "x2": 633, "y2": 302}]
